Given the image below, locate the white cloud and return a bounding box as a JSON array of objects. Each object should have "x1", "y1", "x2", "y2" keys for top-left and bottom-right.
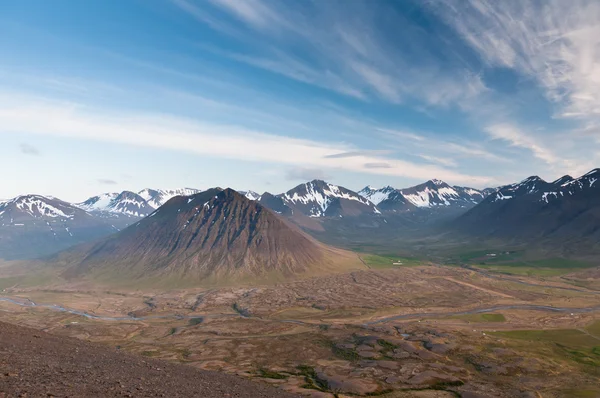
[
  {"x1": 485, "y1": 124, "x2": 558, "y2": 165},
  {"x1": 376, "y1": 128, "x2": 425, "y2": 142},
  {"x1": 207, "y1": 0, "x2": 283, "y2": 29},
  {"x1": 433, "y1": 0, "x2": 600, "y2": 123},
  {"x1": 349, "y1": 62, "x2": 402, "y2": 103},
  {"x1": 378, "y1": 127, "x2": 510, "y2": 164},
  {"x1": 0, "y1": 93, "x2": 494, "y2": 186},
  {"x1": 418, "y1": 155, "x2": 457, "y2": 168},
  {"x1": 176, "y1": 0, "x2": 487, "y2": 107}
]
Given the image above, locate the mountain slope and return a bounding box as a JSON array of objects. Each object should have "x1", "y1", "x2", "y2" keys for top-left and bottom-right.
[
  {"x1": 62, "y1": 188, "x2": 362, "y2": 285},
  {"x1": 453, "y1": 169, "x2": 600, "y2": 250},
  {"x1": 0, "y1": 195, "x2": 120, "y2": 260}
]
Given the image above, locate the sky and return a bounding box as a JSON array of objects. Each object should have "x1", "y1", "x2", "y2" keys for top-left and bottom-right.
[{"x1": 1, "y1": 0, "x2": 600, "y2": 202}]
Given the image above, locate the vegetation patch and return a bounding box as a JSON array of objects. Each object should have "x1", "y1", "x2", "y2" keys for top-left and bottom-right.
[
  {"x1": 477, "y1": 257, "x2": 594, "y2": 277},
  {"x1": 331, "y1": 343, "x2": 360, "y2": 361},
  {"x1": 585, "y1": 320, "x2": 600, "y2": 338},
  {"x1": 491, "y1": 329, "x2": 600, "y2": 372},
  {"x1": 257, "y1": 368, "x2": 288, "y2": 380},
  {"x1": 377, "y1": 339, "x2": 398, "y2": 355},
  {"x1": 361, "y1": 254, "x2": 422, "y2": 269},
  {"x1": 364, "y1": 388, "x2": 394, "y2": 396},
  {"x1": 188, "y1": 317, "x2": 203, "y2": 326},
  {"x1": 232, "y1": 303, "x2": 250, "y2": 317},
  {"x1": 560, "y1": 389, "x2": 600, "y2": 397},
  {"x1": 431, "y1": 380, "x2": 464, "y2": 389},
  {"x1": 491, "y1": 329, "x2": 599, "y2": 348},
  {"x1": 296, "y1": 365, "x2": 329, "y2": 392}
]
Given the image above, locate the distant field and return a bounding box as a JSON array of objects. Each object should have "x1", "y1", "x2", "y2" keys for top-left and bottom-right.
[
  {"x1": 491, "y1": 328, "x2": 600, "y2": 369},
  {"x1": 360, "y1": 254, "x2": 422, "y2": 269},
  {"x1": 477, "y1": 258, "x2": 595, "y2": 277},
  {"x1": 586, "y1": 320, "x2": 600, "y2": 338}
]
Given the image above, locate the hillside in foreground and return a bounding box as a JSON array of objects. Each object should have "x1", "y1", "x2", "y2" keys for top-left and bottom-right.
[{"x1": 0, "y1": 320, "x2": 298, "y2": 398}]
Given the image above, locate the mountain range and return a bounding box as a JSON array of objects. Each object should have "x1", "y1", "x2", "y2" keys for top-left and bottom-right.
[
  {"x1": 3, "y1": 169, "x2": 599, "y2": 262},
  {"x1": 358, "y1": 179, "x2": 488, "y2": 213},
  {"x1": 0, "y1": 180, "x2": 496, "y2": 261},
  {"x1": 78, "y1": 188, "x2": 202, "y2": 217}
]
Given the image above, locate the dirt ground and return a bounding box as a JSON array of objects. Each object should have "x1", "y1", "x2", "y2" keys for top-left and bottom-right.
[{"x1": 0, "y1": 321, "x2": 300, "y2": 398}]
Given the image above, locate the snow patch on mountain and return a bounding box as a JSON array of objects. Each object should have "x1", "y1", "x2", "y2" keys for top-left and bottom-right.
[
  {"x1": 138, "y1": 188, "x2": 201, "y2": 209},
  {"x1": 239, "y1": 190, "x2": 261, "y2": 201},
  {"x1": 400, "y1": 180, "x2": 484, "y2": 208},
  {"x1": 2, "y1": 195, "x2": 75, "y2": 219},
  {"x1": 282, "y1": 180, "x2": 379, "y2": 217},
  {"x1": 358, "y1": 186, "x2": 397, "y2": 206}
]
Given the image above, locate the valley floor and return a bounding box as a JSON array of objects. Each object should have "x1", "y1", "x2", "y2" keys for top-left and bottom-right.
[{"x1": 1, "y1": 264, "x2": 600, "y2": 397}]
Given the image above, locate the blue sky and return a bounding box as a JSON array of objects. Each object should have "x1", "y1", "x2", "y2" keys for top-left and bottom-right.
[{"x1": 1, "y1": 0, "x2": 599, "y2": 201}]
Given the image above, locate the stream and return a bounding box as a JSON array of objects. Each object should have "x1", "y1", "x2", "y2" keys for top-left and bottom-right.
[{"x1": 2, "y1": 296, "x2": 599, "y2": 326}]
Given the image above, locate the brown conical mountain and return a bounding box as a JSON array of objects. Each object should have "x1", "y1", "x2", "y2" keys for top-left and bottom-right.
[{"x1": 62, "y1": 188, "x2": 363, "y2": 285}]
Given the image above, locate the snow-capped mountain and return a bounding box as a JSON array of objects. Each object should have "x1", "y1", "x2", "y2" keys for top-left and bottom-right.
[
  {"x1": 552, "y1": 175, "x2": 574, "y2": 186},
  {"x1": 454, "y1": 168, "x2": 600, "y2": 245},
  {"x1": 486, "y1": 176, "x2": 554, "y2": 203},
  {"x1": 0, "y1": 194, "x2": 84, "y2": 223},
  {"x1": 260, "y1": 180, "x2": 379, "y2": 218},
  {"x1": 78, "y1": 191, "x2": 153, "y2": 217},
  {"x1": 358, "y1": 186, "x2": 398, "y2": 206},
  {"x1": 538, "y1": 170, "x2": 599, "y2": 203},
  {"x1": 0, "y1": 194, "x2": 122, "y2": 260},
  {"x1": 78, "y1": 193, "x2": 119, "y2": 212},
  {"x1": 399, "y1": 180, "x2": 485, "y2": 208},
  {"x1": 239, "y1": 190, "x2": 261, "y2": 201},
  {"x1": 358, "y1": 186, "x2": 415, "y2": 213},
  {"x1": 138, "y1": 188, "x2": 201, "y2": 209}
]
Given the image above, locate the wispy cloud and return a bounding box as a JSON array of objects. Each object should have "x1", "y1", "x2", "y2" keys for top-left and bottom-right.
[
  {"x1": 418, "y1": 154, "x2": 457, "y2": 168},
  {"x1": 379, "y1": 126, "x2": 510, "y2": 164},
  {"x1": 432, "y1": 0, "x2": 600, "y2": 124},
  {"x1": 0, "y1": 93, "x2": 494, "y2": 186},
  {"x1": 176, "y1": 0, "x2": 487, "y2": 107},
  {"x1": 97, "y1": 178, "x2": 117, "y2": 185},
  {"x1": 324, "y1": 150, "x2": 393, "y2": 159},
  {"x1": 485, "y1": 124, "x2": 558, "y2": 165},
  {"x1": 285, "y1": 167, "x2": 330, "y2": 181},
  {"x1": 364, "y1": 162, "x2": 392, "y2": 169},
  {"x1": 376, "y1": 128, "x2": 425, "y2": 142},
  {"x1": 19, "y1": 143, "x2": 40, "y2": 156}
]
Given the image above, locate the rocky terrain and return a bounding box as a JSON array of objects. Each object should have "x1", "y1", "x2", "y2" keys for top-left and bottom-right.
[
  {"x1": 0, "y1": 320, "x2": 298, "y2": 397},
  {"x1": 2, "y1": 263, "x2": 599, "y2": 397}
]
